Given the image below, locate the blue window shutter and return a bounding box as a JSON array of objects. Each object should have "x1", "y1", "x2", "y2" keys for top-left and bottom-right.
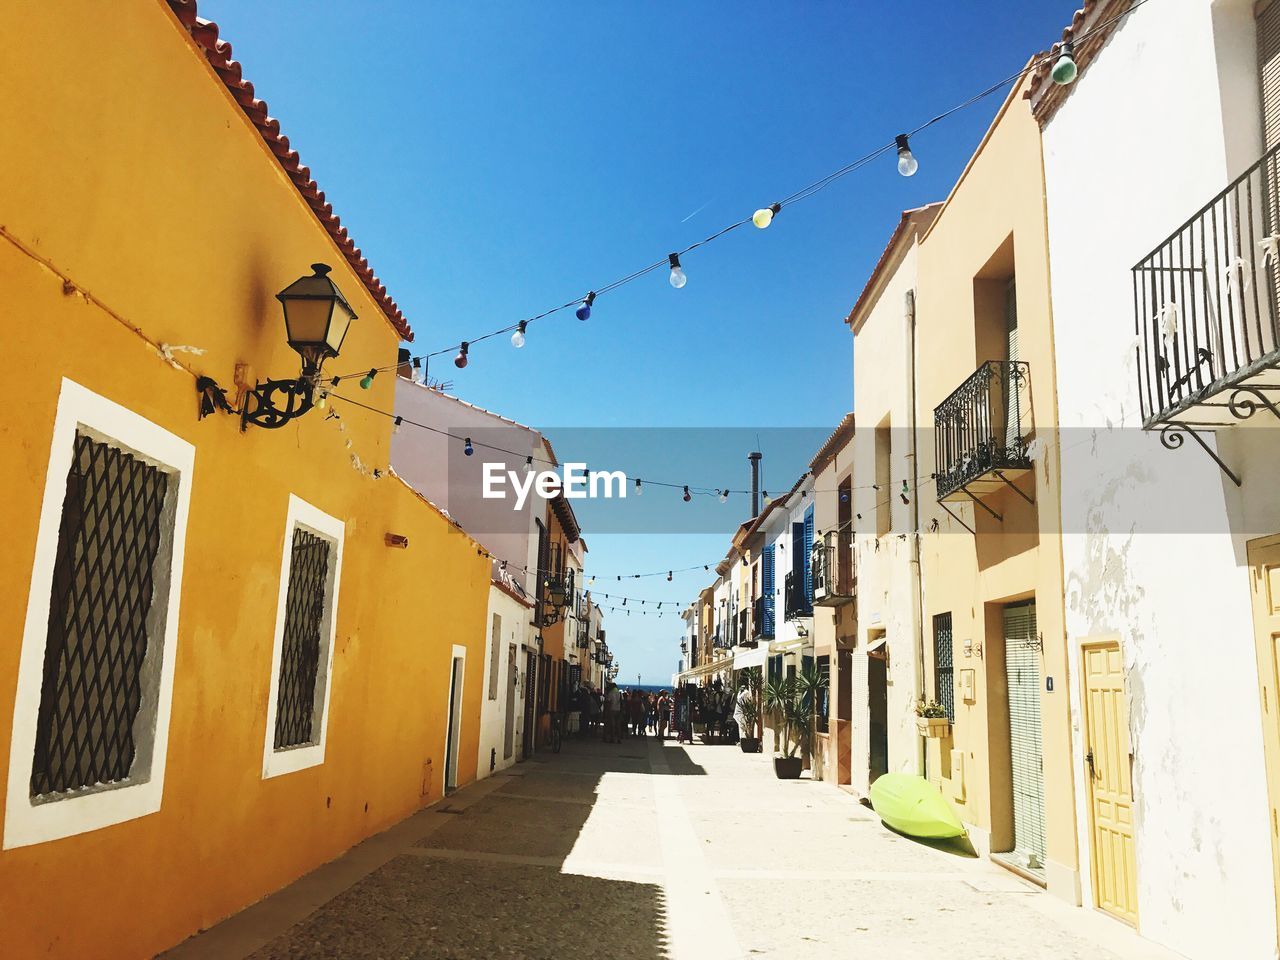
[
  {"x1": 762, "y1": 546, "x2": 775, "y2": 638},
  {"x1": 803, "y1": 505, "x2": 815, "y2": 602}
]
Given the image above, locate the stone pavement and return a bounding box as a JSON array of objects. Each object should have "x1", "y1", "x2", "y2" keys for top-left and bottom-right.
[{"x1": 164, "y1": 736, "x2": 1182, "y2": 960}]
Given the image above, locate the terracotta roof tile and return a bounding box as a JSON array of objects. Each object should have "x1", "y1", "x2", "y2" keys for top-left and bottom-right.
[
  {"x1": 1025, "y1": 0, "x2": 1129, "y2": 126},
  {"x1": 166, "y1": 1, "x2": 414, "y2": 341}
]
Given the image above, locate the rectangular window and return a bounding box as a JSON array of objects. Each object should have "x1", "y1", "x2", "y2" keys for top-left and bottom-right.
[
  {"x1": 31, "y1": 433, "x2": 174, "y2": 796},
  {"x1": 262, "y1": 495, "x2": 344, "y2": 779},
  {"x1": 488, "y1": 613, "x2": 502, "y2": 700},
  {"x1": 933, "y1": 612, "x2": 955, "y2": 722},
  {"x1": 816, "y1": 655, "x2": 830, "y2": 733},
  {"x1": 6, "y1": 380, "x2": 194, "y2": 849},
  {"x1": 875, "y1": 417, "x2": 891, "y2": 537}
]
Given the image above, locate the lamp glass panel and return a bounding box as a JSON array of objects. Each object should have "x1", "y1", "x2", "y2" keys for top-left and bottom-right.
[{"x1": 284, "y1": 298, "x2": 335, "y2": 348}]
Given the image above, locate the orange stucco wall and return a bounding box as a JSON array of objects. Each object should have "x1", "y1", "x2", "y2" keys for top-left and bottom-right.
[{"x1": 0, "y1": 2, "x2": 489, "y2": 956}]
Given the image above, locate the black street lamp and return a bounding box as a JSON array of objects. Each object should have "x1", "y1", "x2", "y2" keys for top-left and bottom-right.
[{"x1": 240, "y1": 263, "x2": 358, "y2": 430}]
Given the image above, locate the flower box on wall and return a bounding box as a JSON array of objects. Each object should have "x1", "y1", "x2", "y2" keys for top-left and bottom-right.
[{"x1": 915, "y1": 716, "x2": 951, "y2": 738}]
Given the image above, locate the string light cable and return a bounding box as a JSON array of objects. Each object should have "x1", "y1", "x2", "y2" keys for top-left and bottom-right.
[{"x1": 329, "y1": 0, "x2": 1149, "y2": 385}]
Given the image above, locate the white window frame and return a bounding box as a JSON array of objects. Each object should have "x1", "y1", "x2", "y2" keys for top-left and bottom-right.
[
  {"x1": 261, "y1": 494, "x2": 344, "y2": 779},
  {"x1": 4, "y1": 379, "x2": 194, "y2": 849}
]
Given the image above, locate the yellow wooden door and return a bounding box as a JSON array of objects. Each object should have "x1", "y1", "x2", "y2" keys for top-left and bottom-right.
[
  {"x1": 1082, "y1": 639, "x2": 1138, "y2": 925},
  {"x1": 1247, "y1": 535, "x2": 1280, "y2": 947}
]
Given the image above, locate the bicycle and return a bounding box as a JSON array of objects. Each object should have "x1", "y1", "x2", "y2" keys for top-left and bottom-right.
[{"x1": 549, "y1": 711, "x2": 563, "y2": 754}]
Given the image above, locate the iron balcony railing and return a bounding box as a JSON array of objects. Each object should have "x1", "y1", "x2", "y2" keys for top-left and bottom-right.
[
  {"x1": 934, "y1": 360, "x2": 1033, "y2": 502},
  {"x1": 812, "y1": 530, "x2": 855, "y2": 606},
  {"x1": 575, "y1": 621, "x2": 589, "y2": 648},
  {"x1": 784, "y1": 570, "x2": 812, "y2": 620},
  {"x1": 1134, "y1": 141, "x2": 1280, "y2": 429},
  {"x1": 751, "y1": 596, "x2": 774, "y2": 642}
]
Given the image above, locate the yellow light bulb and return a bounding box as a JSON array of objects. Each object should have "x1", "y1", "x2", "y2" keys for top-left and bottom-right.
[{"x1": 753, "y1": 207, "x2": 774, "y2": 229}]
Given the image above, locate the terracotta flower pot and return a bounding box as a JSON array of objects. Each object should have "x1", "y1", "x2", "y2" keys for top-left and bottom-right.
[{"x1": 774, "y1": 756, "x2": 803, "y2": 779}]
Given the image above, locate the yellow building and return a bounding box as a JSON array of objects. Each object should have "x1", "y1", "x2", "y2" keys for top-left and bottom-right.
[
  {"x1": 914, "y1": 73, "x2": 1076, "y2": 900},
  {"x1": 0, "y1": 2, "x2": 490, "y2": 955}
]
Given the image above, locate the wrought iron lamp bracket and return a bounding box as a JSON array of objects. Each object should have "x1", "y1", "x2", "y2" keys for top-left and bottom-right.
[
  {"x1": 1158, "y1": 423, "x2": 1242, "y2": 487},
  {"x1": 240, "y1": 375, "x2": 317, "y2": 431}
]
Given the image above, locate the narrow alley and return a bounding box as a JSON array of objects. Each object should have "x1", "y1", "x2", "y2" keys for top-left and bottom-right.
[{"x1": 164, "y1": 737, "x2": 1175, "y2": 960}]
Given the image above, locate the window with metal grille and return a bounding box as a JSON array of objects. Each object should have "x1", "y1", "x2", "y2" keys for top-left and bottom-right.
[
  {"x1": 933, "y1": 612, "x2": 955, "y2": 722},
  {"x1": 273, "y1": 528, "x2": 332, "y2": 750},
  {"x1": 815, "y1": 655, "x2": 830, "y2": 733},
  {"x1": 30, "y1": 432, "x2": 174, "y2": 797}
]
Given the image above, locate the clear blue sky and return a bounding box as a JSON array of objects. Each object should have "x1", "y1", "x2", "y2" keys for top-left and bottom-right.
[{"x1": 205, "y1": 0, "x2": 1076, "y2": 682}]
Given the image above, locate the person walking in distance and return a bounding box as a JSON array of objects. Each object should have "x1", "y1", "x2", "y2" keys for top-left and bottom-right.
[
  {"x1": 603, "y1": 682, "x2": 620, "y2": 743},
  {"x1": 629, "y1": 688, "x2": 646, "y2": 738},
  {"x1": 656, "y1": 690, "x2": 670, "y2": 741}
]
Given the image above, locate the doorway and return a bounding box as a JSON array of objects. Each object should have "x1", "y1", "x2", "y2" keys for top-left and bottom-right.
[
  {"x1": 522, "y1": 649, "x2": 538, "y2": 759},
  {"x1": 837, "y1": 648, "x2": 853, "y2": 785},
  {"x1": 1081, "y1": 637, "x2": 1138, "y2": 925},
  {"x1": 503, "y1": 643, "x2": 517, "y2": 761},
  {"x1": 868, "y1": 631, "x2": 888, "y2": 784},
  {"x1": 1000, "y1": 601, "x2": 1046, "y2": 878},
  {"x1": 1248, "y1": 534, "x2": 1280, "y2": 949},
  {"x1": 444, "y1": 646, "x2": 465, "y2": 793}
]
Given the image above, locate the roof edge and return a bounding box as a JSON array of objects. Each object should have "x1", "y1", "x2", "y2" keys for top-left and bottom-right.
[{"x1": 165, "y1": 1, "x2": 414, "y2": 341}]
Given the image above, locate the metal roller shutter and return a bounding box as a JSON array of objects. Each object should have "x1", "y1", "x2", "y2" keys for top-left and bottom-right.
[{"x1": 1004, "y1": 601, "x2": 1047, "y2": 874}]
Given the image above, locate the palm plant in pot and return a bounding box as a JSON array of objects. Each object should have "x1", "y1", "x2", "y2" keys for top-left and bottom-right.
[
  {"x1": 762, "y1": 663, "x2": 827, "y2": 779},
  {"x1": 737, "y1": 667, "x2": 763, "y2": 753}
]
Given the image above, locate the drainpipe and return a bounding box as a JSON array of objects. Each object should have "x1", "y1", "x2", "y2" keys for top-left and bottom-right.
[{"x1": 907, "y1": 288, "x2": 927, "y2": 776}]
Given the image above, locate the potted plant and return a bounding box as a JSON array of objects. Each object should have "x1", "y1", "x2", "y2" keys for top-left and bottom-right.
[
  {"x1": 915, "y1": 699, "x2": 951, "y2": 738},
  {"x1": 763, "y1": 662, "x2": 828, "y2": 779},
  {"x1": 738, "y1": 694, "x2": 761, "y2": 753},
  {"x1": 736, "y1": 666, "x2": 763, "y2": 753}
]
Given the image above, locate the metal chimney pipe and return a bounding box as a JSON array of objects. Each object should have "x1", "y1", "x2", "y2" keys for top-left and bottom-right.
[{"x1": 748, "y1": 451, "x2": 762, "y2": 517}]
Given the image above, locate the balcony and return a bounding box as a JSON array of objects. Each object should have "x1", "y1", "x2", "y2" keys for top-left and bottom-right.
[
  {"x1": 784, "y1": 570, "x2": 812, "y2": 620},
  {"x1": 575, "y1": 621, "x2": 589, "y2": 648},
  {"x1": 1134, "y1": 144, "x2": 1280, "y2": 471},
  {"x1": 812, "y1": 531, "x2": 855, "y2": 607},
  {"x1": 934, "y1": 360, "x2": 1033, "y2": 503},
  {"x1": 751, "y1": 596, "x2": 774, "y2": 642},
  {"x1": 736, "y1": 608, "x2": 750, "y2": 646}
]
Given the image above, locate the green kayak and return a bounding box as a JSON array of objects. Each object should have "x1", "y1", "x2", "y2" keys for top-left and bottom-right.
[{"x1": 869, "y1": 773, "x2": 966, "y2": 839}]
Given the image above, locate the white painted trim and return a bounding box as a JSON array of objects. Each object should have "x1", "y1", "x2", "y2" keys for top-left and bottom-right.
[
  {"x1": 261, "y1": 495, "x2": 345, "y2": 779},
  {"x1": 4, "y1": 379, "x2": 195, "y2": 849},
  {"x1": 445, "y1": 645, "x2": 466, "y2": 790}
]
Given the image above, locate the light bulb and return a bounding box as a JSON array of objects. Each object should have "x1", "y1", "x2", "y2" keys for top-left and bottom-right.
[
  {"x1": 454, "y1": 342, "x2": 469, "y2": 368},
  {"x1": 1051, "y1": 42, "x2": 1077, "y2": 86},
  {"x1": 463, "y1": 437, "x2": 474, "y2": 457},
  {"x1": 511, "y1": 322, "x2": 526, "y2": 348},
  {"x1": 524, "y1": 455, "x2": 533, "y2": 473},
  {"x1": 668, "y1": 253, "x2": 687, "y2": 289},
  {"x1": 682, "y1": 485, "x2": 692, "y2": 502},
  {"x1": 635, "y1": 478, "x2": 643, "y2": 497},
  {"x1": 576, "y1": 292, "x2": 596, "y2": 321},
  {"x1": 317, "y1": 393, "x2": 328, "y2": 410},
  {"x1": 393, "y1": 416, "x2": 402, "y2": 435},
  {"x1": 895, "y1": 135, "x2": 918, "y2": 177},
  {"x1": 360, "y1": 369, "x2": 377, "y2": 390},
  {"x1": 719, "y1": 489, "x2": 729, "y2": 503},
  {"x1": 753, "y1": 203, "x2": 780, "y2": 229}
]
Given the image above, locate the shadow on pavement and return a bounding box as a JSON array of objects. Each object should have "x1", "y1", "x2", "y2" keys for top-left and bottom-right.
[
  {"x1": 245, "y1": 734, "x2": 710, "y2": 960},
  {"x1": 881, "y1": 823, "x2": 980, "y2": 858}
]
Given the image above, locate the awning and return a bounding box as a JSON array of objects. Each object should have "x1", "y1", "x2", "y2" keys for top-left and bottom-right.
[
  {"x1": 675, "y1": 657, "x2": 733, "y2": 683},
  {"x1": 732, "y1": 647, "x2": 768, "y2": 670},
  {"x1": 769, "y1": 637, "x2": 810, "y2": 655}
]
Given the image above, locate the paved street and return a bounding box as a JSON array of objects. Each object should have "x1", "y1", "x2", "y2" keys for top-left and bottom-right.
[{"x1": 166, "y1": 737, "x2": 1179, "y2": 960}]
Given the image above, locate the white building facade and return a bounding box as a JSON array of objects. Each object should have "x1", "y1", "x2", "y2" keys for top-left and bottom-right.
[{"x1": 1032, "y1": 1, "x2": 1278, "y2": 953}]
